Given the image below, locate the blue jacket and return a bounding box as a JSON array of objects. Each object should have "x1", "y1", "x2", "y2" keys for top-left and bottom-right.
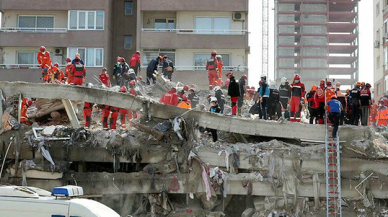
[
  {"x1": 147, "y1": 58, "x2": 159, "y2": 72},
  {"x1": 259, "y1": 81, "x2": 270, "y2": 97}
]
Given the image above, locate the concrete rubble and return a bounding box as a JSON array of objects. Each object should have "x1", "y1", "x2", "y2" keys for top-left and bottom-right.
[{"x1": 1, "y1": 78, "x2": 388, "y2": 217}]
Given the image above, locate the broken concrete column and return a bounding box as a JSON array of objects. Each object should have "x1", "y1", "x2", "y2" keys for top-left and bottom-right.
[{"x1": 62, "y1": 99, "x2": 80, "y2": 128}]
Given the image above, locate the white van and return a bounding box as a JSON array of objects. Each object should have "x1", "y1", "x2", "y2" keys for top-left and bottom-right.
[{"x1": 0, "y1": 185, "x2": 120, "y2": 217}]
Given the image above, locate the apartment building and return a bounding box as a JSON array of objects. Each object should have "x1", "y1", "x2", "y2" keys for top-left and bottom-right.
[
  {"x1": 275, "y1": 0, "x2": 359, "y2": 90},
  {"x1": 374, "y1": 0, "x2": 387, "y2": 100},
  {"x1": 0, "y1": 0, "x2": 249, "y2": 87}
]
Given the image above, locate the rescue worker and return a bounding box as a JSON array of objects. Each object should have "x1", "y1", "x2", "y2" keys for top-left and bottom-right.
[
  {"x1": 325, "y1": 81, "x2": 336, "y2": 106},
  {"x1": 336, "y1": 82, "x2": 347, "y2": 125},
  {"x1": 350, "y1": 82, "x2": 361, "y2": 125},
  {"x1": 177, "y1": 94, "x2": 191, "y2": 109},
  {"x1": 65, "y1": 58, "x2": 73, "y2": 84},
  {"x1": 375, "y1": 99, "x2": 388, "y2": 127},
  {"x1": 118, "y1": 57, "x2": 131, "y2": 87},
  {"x1": 326, "y1": 96, "x2": 342, "y2": 139},
  {"x1": 53, "y1": 63, "x2": 65, "y2": 83},
  {"x1": 188, "y1": 87, "x2": 199, "y2": 109},
  {"x1": 83, "y1": 102, "x2": 94, "y2": 129},
  {"x1": 162, "y1": 55, "x2": 174, "y2": 81},
  {"x1": 37, "y1": 46, "x2": 52, "y2": 81},
  {"x1": 101, "y1": 104, "x2": 111, "y2": 131},
  {"x1": 110, "y1": 105, "x2": 120, "y2": 130},
  {"x1": 279, "y1": 77, "x2": 291, "y2": 120},
  {"x1": 214, "y1": 86, "x2": 226, "y2": 114},
  {"x1": 359, "y1": 82, "x2": 372, "y2": 126},
  {"x1": 70, "y1": 56, "x2": 86, "y2": 86},
  {"x1": 289, "y1": 74, "x2": 305, "y2": 122},
  {"x1": 206, "y1": 51, "x2": 219, "y2": 89},
  {"x1": 238, "y1": 74, "x2": 247, "y2": 116},
  {"x1": 216, "y1": 55, "x2": 223, "y2": 86},
  {"x1": 159, "y1": 87, "x2": 179, "y2": 106},
  {"x1": 20, "y1": 98, "x2": 34, "y2": 125},
  {"x1": 119, "y1": 86, "x2": 131, "y2": 129},
  {"x1": 267, "y1": 81, "x2": 280, "y2": 120},
  {"x1": 113, "y1": 57, "x2": 123, "y2": 86},
  {"x1": 315, "y1": 79, "x2": 326, "y2": 124},
  {"x1": 180, "y1": 85, "x2": 189, "y2": 97},
  {"x1": 209, "y1": 97, "x2": 221, "y2": 142},
  {"x1": 256, "y1": 74, "x2": 269, "y2": 119},
  {"x1": 99, "y1": 67, "x2": 111, "y2": 87},
  {"x1": 129, "y1": 51, "x2": 141, "y2": 76},
  {"x1": 71, "y1": 53, "x2": 84, "y2": 65},
  {"x1": 306, "y1": 85, "x2": 318, "y2": 124},
  {"x1": 147, "y1": 56, "x2": 163, "y2": 85},
  {"x1": 227, "y1": 72, "x2": 240, "y2": 115},
  {"x1": 345, "y1": 89, "x2": 352, "y2": 124}
]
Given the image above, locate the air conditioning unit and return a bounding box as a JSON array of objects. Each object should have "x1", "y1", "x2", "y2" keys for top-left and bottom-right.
[
  {"x1": 374, "y1": 40, "x2": 380, "y2": 48},
  {"x1": 54, "y1": 48, "x2": 63, "y2": 55},
  {"x1": 233, "y1": 12, "x2": 246, "y2": 21}
]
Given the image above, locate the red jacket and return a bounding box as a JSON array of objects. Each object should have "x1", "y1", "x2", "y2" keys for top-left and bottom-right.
[
  {"x1": 99, "y1": 73, "x2": 110, "y2": 87},
  {"x1": 71, "y1": 63, "x2": 86, "y2": 78},
  {"x1": 130, "y1": 54, "x2": 141, "y2": 67},
  {"x1": 159, "y1": 90, "x2": 179, "y2": 106},
  {"x1": 206, "y1": 57, "x2": 218, "y2": 72},
  {"x1": 315, "y1": 85, "x2": 325, "y2": 103}
]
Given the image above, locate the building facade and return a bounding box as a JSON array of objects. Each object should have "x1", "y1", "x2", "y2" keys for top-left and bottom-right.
[
  {"x1": 275, "y1": 0, "x2": 359, "y2": 90},
  {"x1": 0, "y1": 0, "x2": 249, "y2": 87},
  {"x1": 374, "y1": 0, "x2": 386, "y2": 100}
]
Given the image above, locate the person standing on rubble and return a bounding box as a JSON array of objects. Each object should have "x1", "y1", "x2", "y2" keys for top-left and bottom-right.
[
  {"x1": 279, "y1": 77, "x2": 291, "y2": 120},
  {"x1": 162, "y1": 55, "x2": 174, "y2": 81},
  {"x1": 129, "y1": 51, "x2": 141, "y2": 76},
  {"x1": 209, "y1": 97, "x2": 221, "y2": 142},
  {"x1": 306, "y1": 85, "x2": 318, "y2": 124},
  {"x1": 83, "y1": 102, "x2": 94, "y2": 129},
  {"x1": 206, "y1": 51, "x2": 219, "y2": 89},
  {"x1": 147, "y1": 56, "x2": 163, "y2": 85},
  {"x1": 159, "y1": 87, "x2": 179, "y2": 106},
  {"x1": 71, "y1": 53, "x2": 84, "y2": 65},
  {"x1": 52, "y1": 63, "x2": 65, "y2": 84},
  {"x1": 238, "y1": 74, "x2": 247, "y2": 116},
  {"x1": 315, "y1": 79, "x2": 326, "y2": 124},
  {"x1": 345, "y1": 89, "x2": 352, "y2": 124},
  {"x1": 37, "y1": 46, "x2": 52, "y2": 81},
  {"x1": 188, "y1": 87, "x2": 199, "y2": 109},
  {"x1": 214, "y1": 86, "x2": 226, "y2": 114},
  {"x1": 335, "y1": 82, "x2": 347, "y2": 125},
  {"x1": 70, "y1": 56, "x2": 86, "y2": 86},
  {"x1": 350, "y1": 82, "x2": 361, "y2": 125},
  {"x1": 375, "y1": 99, "x2": 388, "y2": 128},
  {"x1": 99, "y1": 67, "x2": 111, "y2": 87},
  {"x1": 326, "y1": 96, "x2": 343, "y2": 139},
  {"x1": 289, "y1": 74, "x2": 305, "y2": 122},
  {"x1": 117, "y1": 57, "x2": 131, "y2": 87},
  {"x1": 118, "y1": 86, "x2": 131, "y2": 129},
  {"x1": 216, "y1": 55, "x2": 223, "y2": 86},
  {"x1": 359, "y1": 83, "x2": 372, "y2": 126},
  {"x1": 267, "y1": 81, "x2": 280, "y2": 120},
  {"x1": 65, "y1": 58, "x2": 74, "y2": 84},
  {"x1": 113, "y1": 57, "x2": 122, "y2": 86},
  {"x1": 227, "y1": 72, "x2": 240, "y2": 115},
  {"x1": 255, "y1": 74, "x2": 269, "y2": 119}
]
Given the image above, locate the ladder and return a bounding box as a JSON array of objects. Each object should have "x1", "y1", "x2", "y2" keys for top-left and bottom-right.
[{"x1": 325, "y1": 79, "x2": 342, "y2": 217}]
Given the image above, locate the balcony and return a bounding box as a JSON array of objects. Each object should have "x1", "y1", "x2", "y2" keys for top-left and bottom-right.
[
  {"x1": 140, "y1": 29, "x2": 248, "y2": 50},
  {"x1": 140, "y1": 0, "x2": 248, "y2": 12},
  {"x1": 0, "y1": 28, "x2": 104, "y2": 47},
  {"x1": 0, "y1": 0, "x2": 108, "y2": 10}
]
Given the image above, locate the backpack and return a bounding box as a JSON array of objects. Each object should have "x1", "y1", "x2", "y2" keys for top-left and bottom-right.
[{"x1": 167, "y1": 60, "x2": 174, "y2": 72}]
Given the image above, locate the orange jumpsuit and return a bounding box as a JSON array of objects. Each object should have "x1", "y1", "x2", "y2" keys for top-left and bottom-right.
[
  {"x1": 37, "y1": 52, "x2": 52, "y2": 77},
  {"x1": 20, "y1": 98, "x2": 34, "y2": 124},
  {"x1": 376, "y1": 106, "x2": 388, "y2": 126},
  {"x1": 52, "y1": 66, "x2": 65, "y2": 83},
  {"x1": 326, "y1": 87, "x2": 336, "y2": 112},
  {"x1": 177, "y1": 100, "x2": 191, "y2": 109},
  {"x1": 65, "y1": 65, "x2": 74, "y2": 84},
  {"x1": 217, "y1": 59, "x2": 223, "y2": 86},
  {"x1": 206, "y1": 57, "x2": 219, "y2": 88}
]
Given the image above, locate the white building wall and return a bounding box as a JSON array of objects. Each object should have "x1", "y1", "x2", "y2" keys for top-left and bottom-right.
[
  {"x1": 374, "y1": 0, "x2": 384, "y2": 98},
  {"x1": 1, "y1": 10, "x2": 68, "y2": 28}
]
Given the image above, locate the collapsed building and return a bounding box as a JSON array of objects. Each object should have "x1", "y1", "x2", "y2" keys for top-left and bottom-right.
[{"x1": 0, "y1": 78, "x2": 388, "y2": 217}]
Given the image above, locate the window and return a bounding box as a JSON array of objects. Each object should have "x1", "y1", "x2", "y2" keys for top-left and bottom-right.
[
  {"x1": 194, "y1": 54, "x2": 230, "y2": 69},
  {"x1": 125, "y1": 1, "x2": 133, "y2": 15},
  {"x1": 385, "y1": 47, "x2": 388, "y2": 70},
  {"x1": 68, "y1": 11, "x2": 104, "y2": 30},
  {"x1": 17, "y1": 52, "x2": 38, "y2": 66},
  {"x1": 377, "y1": 56, "x2": 381, "y2": 70},
  {"x1": 377, "y1": 3, "x2": 380, "y2": 17},
  {"x1": 154, "y1": 19, "x2": 175, "y2": 30},
  {"x1": 18, "y1": 16, "x2": 54, "y2": 30},
  {"x1": 195, "y1": 17, "x2": 231, "y2": 34},
  {"x1": 124, "y1": 36, "x2": 132, "y2": 50},
  {"x1": 67, "y1": 48, "x2": 103, "y2": 67},
  {"x1": 142, "y1": 50, "x2": 175, "y2": 66}
]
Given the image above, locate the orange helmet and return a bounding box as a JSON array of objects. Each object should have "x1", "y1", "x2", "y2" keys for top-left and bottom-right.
[
  {"x1": 40, "y1": 46, "x2": 46, "y2": 52},
  {"x1": 311, "y1": 85, "x2": 317, "y2": 91},
  {"x1": 129, "y1": 80, "x2": 136, "y2": 86},
  {"x1": 120, "y1": 86, "x2": 127, "y2": 92}
]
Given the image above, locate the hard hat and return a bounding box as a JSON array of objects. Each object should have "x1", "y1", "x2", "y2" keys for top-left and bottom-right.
[
  {"x1": 118, "y1": 57, "x2": 125, "y2": 62},
  {"x1": 269, "y1": 81, "x2": 276, "y2": 86},
  {"x1": 336, "y1": 82, "x2": 341, "y2": 86},
  {"x1": 311, "y1": 85, "x2": 317, "y2": 91},
  {"x1": 182, "y1": 94, "x2": 188, "y2": 101},
  {"x1": 248, "y1": 89, "x2": 255, "y2": 94},
  {"x1": 66, "y1": 58, "x2": 72, "y2": 62},
  {"x1": 281, "y1": 77, "x2": 287, "y2": 83},
  {"x1": 366, "y1": 83, "x2": 371, "y2": 88},
  {"x1": 163, "y1": 55, "x2": 168, "y2": 59},
  {"x1": 177, "y1": 92, "x2": 182, "y2": 98},
  {"x1": 214, "y1": 86, "x2": 221, "y2": 91},
  {"x1": 74, "y1": 56, "x2": 81, "y2": 61},
  {"x1": 136, "y1": 51, "x2": 141, "y2": 55},
  {"x1": 226, "y1": 72, "x2": 233, "y2": 78},
  {"x1": 241, "y1": 74, "x2": 248, "y2": 80},
  {"x1": 53, "y1": 63, "x2": 59, "y2": 67},
  {"x1": 216, "y1": 55, "x2": 222, "y2": 60},
  {"x1": 327, "y1": 81, "x2": 332, "y2": 86},
  {"x1": 129, "y1": 80, "x2": 136, "y2": 86},
  {"x1": 137, "y1": 76, "x2": 142, "y2": 81},
  {"x1": 210, "y1": 97, "x2": 217, "y2": 102},
  {"x1": 120, "y1": 86, "x2": 127, "y2": 92},
  {"x1": 209, "y1": 85, "x2": 214, "y2": 90},
  {"x1": 40, "y1": 46, "x2": 46, "y2": 52},
  {"x1": 260, "y1": 74, "x2": 267, "y2": 79},
  {"x1": 356, "y1": 82, "x2": 361, "y2": 87},
  {"x1": 211, "y1": 50, "x2": 217, "y2": 55},
  {"x1": 102, "y1": 67, "x2": 107, "y2": 72},
  {"x1": 171, "y1": 87, "x2": 177, "y2": 92},
  {"x1": 293, "y1": 74, "x2": 300, "y2": 80},
  {"x1": 183, "y1": 85, "x2": 189, "y2": 91},
  {"x1": 190, "y1": 84, "x2": 196, "y2": 89}
]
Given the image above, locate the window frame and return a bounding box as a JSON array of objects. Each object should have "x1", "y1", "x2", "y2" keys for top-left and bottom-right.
[
  {"x1": 124, "y1": 36, "x2": 133, "y2": 50},
  {"x1": 125, "y1": 1, "x2": 134, "y2": 16},
  {"x1": 68, "y1": 10, "x2": 104, "y2": 30},
  {"x1": 17, "y1": 51, "x2": 39, "y2": 66},
  {"x1": 67, "y1": 47, "x2": 104, "y2": 67},
  {"x1": 18, "y1": 15, "x2": 55, "y2": 29},
  {"x1": 194, "y1": 16, "x2": 232, "y2": 34}
]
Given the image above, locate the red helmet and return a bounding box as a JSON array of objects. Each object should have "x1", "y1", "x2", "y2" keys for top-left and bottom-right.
[
  {"x1": 251, "y1": 86, "x2": 255, "y2": 89},
  {"x1": 171, "y1": 87, "x2": 177, "y2": 92},
  {"x1": 102, "y1": 67, "x2": 107, "y2": 72},
  {"x1": 74, "y1": 56, "x2": 81, "y2": 61},
  {"x1": 327, "y1": 81, "x2": 332, "y2": 86},
  {"x1": 120, "y1": 86, "x2": 127, "y2": 92},
  {"x1": 129, "y1": 80, "x2": 136, "y2": 86},
  {"x1": 183, "y1": 85, "x2": 189, "y2": 91},
  {"x1": 209, "y1": 85, "x2": 214, "y2": 90},
  {"x1": 118, "y1": 57, "x2": 125, "y2": 62},
  {"x1": 366, "y1": 83, "x2": 371, "y2": 88},
  {"x1": 53, "y1": 63, "x2": 59, "y2": 67},
  {"x1": 211, "y1": 50, "x2": 217, "y2": 55},
  {"x1": 182, "y1": 94, "x2": 188, "y2": 101},
  {"x1": 226, "y1": 72, "x2": 233, "y2": 78},
  {"x1": 241, "y1": 74, "x2": 248, "y2": 80},
  {"x1": 294, "y1": 74, "x2": 300, "y2": 81},
  {"x1": 66, "y1": 58, "x2": 72, "y2": 62},
  {"x1": 248, "y1": 89, "x2": 255, "y2": 94},
  {"x1": 137, "y1": 76, "x2": 142, "y2": 81},
  {"x1": 40, "y1": 46, "x2": 46, "y2": 52},
  {"x1": 177, "y1": 92, "x2": 182, "y2": 98}
]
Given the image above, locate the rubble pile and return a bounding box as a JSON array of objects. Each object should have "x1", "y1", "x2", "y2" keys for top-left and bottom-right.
[{"x1": 1, "y1": 80, "x2": 388, "y2": 217}]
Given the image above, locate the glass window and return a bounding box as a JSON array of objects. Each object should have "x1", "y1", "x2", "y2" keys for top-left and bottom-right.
[
  {"x1": 159, "y1": 52, "x2": 175, "y2": 63},
  {"x1": 86, "y1": 48, "x2": 95, "y2": 67},
  {"x1": 37, "y1": 17, "x2": 54, "y2": 28},
  {"x1": 195, "y1": 17, "x2": 212, "y2": 34},
  {"x1": 125, "y1": 1, "x2": 133, "y2": 15},
  {"x1": 69, "y1": 11, "x2": 77, "y2": 29},
  {"x1": 96, "y1": 11, "x2": 104, "y2": 30},
  {"x1": 194, "y1": 54, "x2": 208, "y2": 67},
  {"x1": 78, "y1": 48, "x2": 86, "y2": 62},
  {"x1": 385, "y1": 47, "x2": 388, "y2": 70},
  {"x1": 67, "y1": 48, "x2": 103, "y2": 67},
  {"x1": 213, "y1": 18, "x2": 230, "y2": 34},
  {"x1": 18, "y1": 52, "x2": 37, "y2": 66},
  {"x1": 124, "y1": 36, "x2": 132, "y2": 50},
  {"x1": 18, "y1": 16, "x2": 36, "y2": 28},
  {"x1": 78, "y1": 12, "x2": 86, "y2": 29},
  {"x1": 68, "y1": 48, "x2": 77, "y2": 60},
  {"x1": 155, "y1": 19, "x2": 167, "y2": 29},
  {"x1": 385, "y1": 75, "x2": 388, "y2": 93},
  {"x1": 87, "y1": 12, "x2": 95, "y2": 29},
  {"x1": 18, "y1": 16, "x2": 54, "y2": 31},
  {"x1": 96, "y1": 49, "x2": 103, "y2": 66},
  {"x1": 167, "y1": 20, "x2": 175, "y2": 29},
  {"x1": 220, "y1": 54, "x2": 230, "y2": 67},
  {"x1": 143, "y1": 51, "x2": 159, "y2": 66},
  {"x1": 377, "y1": 56, "x2": 381, "y2": 70}
]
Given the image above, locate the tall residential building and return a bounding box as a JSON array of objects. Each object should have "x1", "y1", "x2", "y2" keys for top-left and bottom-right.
[
  {"x1": 275, "y1": 0, "x2": 359, "y2": 90},
  {"x1": 0, "y1": 0, "x2": 249, "y2": 87},
  {"x1": 374, "y1": 0, "x2": 386, "y2": 100}
]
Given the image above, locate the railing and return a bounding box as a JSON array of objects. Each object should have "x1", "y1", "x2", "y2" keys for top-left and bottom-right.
[
  {"x1": 141, "y1": 28, "x2": 248, "y2": 35},
  {"x1": 0, "y1": 27, "x2": 68, "y2": 33}
]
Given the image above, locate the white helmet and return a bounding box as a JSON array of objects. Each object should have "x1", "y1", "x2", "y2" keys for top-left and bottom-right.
[
  {"x1": 260, "y1": 74, "x2": 267, "y2": 79},
  {"x1": 281, "y1": 77, "x2": 287, "y2": 84},
  {"x1": 210, "y1": 97, "x2": 217, "y2": 102},
  {"x1": 270, "y1": 80, "x2": 276, "y2": 86},
  {"x1": 216, "y1": 55, "x2": 222, "y2": 60},
  {"x1": 214, "y1": 86, "x2": 221, "y2": 91}
]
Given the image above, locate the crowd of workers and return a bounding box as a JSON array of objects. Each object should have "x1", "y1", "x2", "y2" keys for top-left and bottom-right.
[{"x1": 32, "y1": 46, "x2": 388, "y2": 140}]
